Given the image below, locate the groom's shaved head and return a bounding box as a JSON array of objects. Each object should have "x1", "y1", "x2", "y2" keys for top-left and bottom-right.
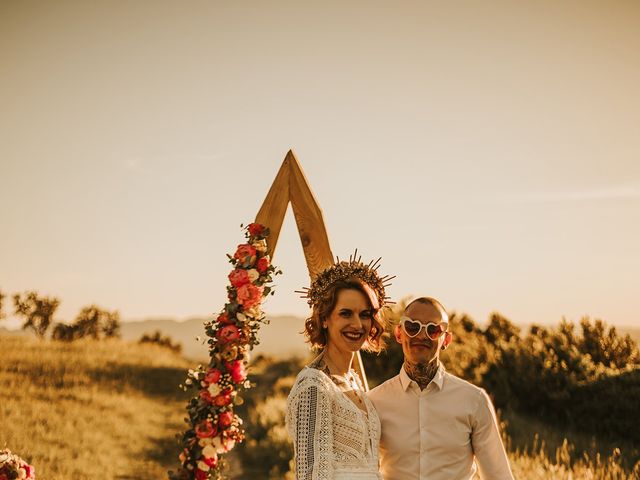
[{"x1": 404, "y1": 297, "x2": 448, "y2": 322}]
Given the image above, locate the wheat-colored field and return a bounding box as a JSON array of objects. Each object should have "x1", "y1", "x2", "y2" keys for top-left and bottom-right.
[
  {"x1": 1, "y1": 335, "x2": 638, "y2": 479},
  {"x1": 0, "y1": 335, "x2": 192, "y2": 479}
]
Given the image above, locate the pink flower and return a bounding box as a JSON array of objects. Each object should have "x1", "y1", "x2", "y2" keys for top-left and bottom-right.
[
  {"x1": 225, "y1": 360, "x2": 246, "y2": 383},
  {"x1": 236, "y1": 283, "x2": 264, "y2": 309},
  {"x1": 218, "y1": 411, "x2": 234, "y2": 428},
  {"x1": 195, "y1": 420, "x2": 217, "y2": 439},
  {"x1": 204, "y1": 368, "x2": 221, "y2": 385},
  {"x1": 217, "y1": 325, "x2": 240, "y2": 344},
  {"x1": 234, "y1": 244, "x2": 257, "y2": 265},
  {"x1": 228, "y1": 268, "x2": 250, "y2": 288},
  {"x1": 248, "y1": 223, "x2": 265, "y2": 236},
  {"x1": 256, "y1": 256, "x2": 270, "y2": 274}
]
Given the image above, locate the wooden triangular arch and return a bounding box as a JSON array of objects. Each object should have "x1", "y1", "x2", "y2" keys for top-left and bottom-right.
[{"x1": 255, "y1": 150, "x2": 369, "y2": 389}]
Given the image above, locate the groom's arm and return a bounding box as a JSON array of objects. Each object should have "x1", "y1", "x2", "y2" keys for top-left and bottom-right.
[{"x1": 470, "y1": 389, "x2": 514, "y2": 480}]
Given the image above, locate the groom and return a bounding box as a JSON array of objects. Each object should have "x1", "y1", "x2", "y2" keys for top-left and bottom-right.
[{"x1": 368, "y1": 297, "x2": 514, "y2": 480}]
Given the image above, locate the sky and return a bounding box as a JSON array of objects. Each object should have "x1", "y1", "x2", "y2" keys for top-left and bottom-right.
[{"x1": 1, "y1": 0, "x2": 639, "y2": 330}]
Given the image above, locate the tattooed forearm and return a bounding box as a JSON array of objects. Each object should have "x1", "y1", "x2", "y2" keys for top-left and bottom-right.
[{"x1": 403, "y1": 359, "x2": 440, "y2": 390}]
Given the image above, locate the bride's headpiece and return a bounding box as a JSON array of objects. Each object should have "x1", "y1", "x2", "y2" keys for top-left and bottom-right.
[{"x1": 296, "y1": 249, "x2": 395, "y2": 309}]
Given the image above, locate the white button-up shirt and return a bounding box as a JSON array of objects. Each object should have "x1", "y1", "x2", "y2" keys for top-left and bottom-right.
[{"x1": 367, "y1": 365, "x2": 514, "y2": 480}]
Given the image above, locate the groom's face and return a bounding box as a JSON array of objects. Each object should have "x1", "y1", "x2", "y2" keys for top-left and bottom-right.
[{"x1": 395, "y1": 302, "x2": 447, "y2": 365}]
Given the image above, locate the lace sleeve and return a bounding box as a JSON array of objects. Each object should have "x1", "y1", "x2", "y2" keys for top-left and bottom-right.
[{"x1": 287, "y1": 378, "x2": 334, "y2": 480}]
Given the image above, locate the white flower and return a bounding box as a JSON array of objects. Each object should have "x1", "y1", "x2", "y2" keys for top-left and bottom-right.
[
  {"x1": 199, "y1": 437, "x2": 213, "y2": 447},
  {"x1": 208, "y1": 383, "x2": 221, "y2": 396},
  {"x1": 252, "y1": 239, "x2": 267, "y2": 253},
  {"x1": 212, "y1": 436, "x2": 225, "y2": 453},
  {"x1": 185, "y1": 379, "x2": 192, "y2": 385},
  {"x1": 202, "y1": 444, "x2": 217, "y2": 458},
  {"x1": 236, "y1": 312, "x2": 246, "y2": 322},
  {"x1": 247, "y1": 269, "x2": 259, "y2": 282},
  {"x1": 197, "y1": 461, "x2": 210, "y2": 471},
  {"x1": 18, "y1": 468, "x2": 27, "y2": 479}
]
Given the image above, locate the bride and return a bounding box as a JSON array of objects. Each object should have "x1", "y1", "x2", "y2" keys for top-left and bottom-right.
[{"x1": 286, "y1": 257, "x2": 392, "y2": 479}]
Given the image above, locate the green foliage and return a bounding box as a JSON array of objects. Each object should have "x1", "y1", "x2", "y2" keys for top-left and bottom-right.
[
  {"x1": 363, "y1": 300, "x2": 640, "y2": 445},
  {"x1": 13, "y1": 290, "x2": 60, "y2": 338},
  {"x1": 52, "y1": 305, "x2": 121, "y2": 342},
  {"x1": 234, "y1": 356, "x2": 303, "y2": 479}
]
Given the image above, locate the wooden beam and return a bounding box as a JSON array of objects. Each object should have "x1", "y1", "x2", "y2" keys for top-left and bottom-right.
[
  {"x1": 254, "y1": 150, "x2": 369, "y2": 390},
  {"x1": 288, "y1": 151, "x2": 334, "y2": 280},
  {"x1": 254, "y1": 155, "x2": 291, "y2": 260}
]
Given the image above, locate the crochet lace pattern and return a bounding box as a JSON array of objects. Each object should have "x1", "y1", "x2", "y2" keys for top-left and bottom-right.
[{"x1": 285, "y1": 367, "x2": 382, "y2": 480}]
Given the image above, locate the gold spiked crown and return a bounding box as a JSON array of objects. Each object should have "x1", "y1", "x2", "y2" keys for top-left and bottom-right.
[{"x1": 296, "y1": 250, "x2": 395, "y2": 309}]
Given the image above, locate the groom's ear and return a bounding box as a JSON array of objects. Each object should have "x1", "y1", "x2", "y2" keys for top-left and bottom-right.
[
  {"x1": 394, "y1": 324, "x2": 402, "y2": 344},
  {"x1": 442, "y1": 331, "x2": 453, "y2": 350}
]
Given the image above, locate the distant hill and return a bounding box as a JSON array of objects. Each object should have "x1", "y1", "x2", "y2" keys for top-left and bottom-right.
[{"x1": 120, "y1": 315, "x2": 311, "y2": 361}]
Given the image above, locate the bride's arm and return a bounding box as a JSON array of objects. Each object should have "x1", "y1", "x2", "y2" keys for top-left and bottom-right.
[{"x1": 287, "y1": 378, "x2": 334, "y2": 480}]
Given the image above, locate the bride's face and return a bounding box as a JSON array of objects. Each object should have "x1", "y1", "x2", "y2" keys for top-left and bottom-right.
[{"x1": 325, "y1": 289, "x2": 373, "y2": 354}]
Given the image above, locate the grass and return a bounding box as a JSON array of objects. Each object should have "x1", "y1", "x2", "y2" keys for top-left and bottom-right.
[
  {"x1": 2, "y1": 335, "x2": 639, "y2": 479},
  {"x1": 0, "y1": 335, "x2": 193, "y2": 480}
]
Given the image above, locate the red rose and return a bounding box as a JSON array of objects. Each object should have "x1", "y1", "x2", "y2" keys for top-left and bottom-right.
[
  {"x1": 234, "y1": 244, "x2": 257, "y2": 265},
  {"x1": 214, "y1": 389, "x2": 232, "y2": 407},
  {"x1": 248, "y1": 223, "x2": 265, "y2": 236},
  {"x1": 228, "y1": 268, "x2": 250, "y2": 288},
  {"x1": 195, "y1": 420, "x2": 217, "y2": 438},
  {"x1": 0, "y1": 474, "x2": 8, "y2": 480},
  {"x1": 236, "y1": 283, "x2": 263, "y2": 309},
  {"x1": 199, "y1": 390, "x2": 213, "y2": 403},
  {"x1": 217, "y1": 312, "x2": 233, "y2": 325},
  {"x1": 225, "y1": 360, "x2": 246, "y2": 383},
  {"x1": 218, "y1": 411, "x2": 234, "y2": 428},
  {"x1": 204, "y1": 454, "x2": 218, "y2": 468},
  {"x1": 256, "y1": 256, "x2": 270, "y2": 274},
  {"x1": 217, "y1": 325, "x2": 240, "y2": 344},
  {"x1": 195, "y1": 470, "x2": 208, "y2": 480},
  {"x1": 204, "y1": 368, "x2": 221, "y2": 384}
]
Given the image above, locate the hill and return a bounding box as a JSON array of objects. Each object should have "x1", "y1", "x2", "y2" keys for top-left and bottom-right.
[
  {"x1": 119, "y1": 315, "x2": 310, "y2": 361},
  {"x1": 0, "y1": 335, "x2": 192, "y2": 480}
]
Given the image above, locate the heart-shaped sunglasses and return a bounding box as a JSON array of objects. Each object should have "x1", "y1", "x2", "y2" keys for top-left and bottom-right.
[{"x1": 400, "y1": 316, "x2": 449, "y2": 340}]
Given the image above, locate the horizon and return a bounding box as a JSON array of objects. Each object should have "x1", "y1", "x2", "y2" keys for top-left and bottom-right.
[{"x1": 2, "y1": 1, "x2": 639, "y2": 330}]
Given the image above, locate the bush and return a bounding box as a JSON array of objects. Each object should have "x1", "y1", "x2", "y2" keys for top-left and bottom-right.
[{"x1": 138, "y1": 330, "x2": 182, "y2": 353}]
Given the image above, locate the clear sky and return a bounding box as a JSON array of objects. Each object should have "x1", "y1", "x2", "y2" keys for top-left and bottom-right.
[{"x1": 1, "y1": 1, "x2": 639, "y2": 329}]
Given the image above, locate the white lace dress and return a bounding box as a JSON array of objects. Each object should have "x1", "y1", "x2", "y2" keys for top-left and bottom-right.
[{"x1": 286, "y1": 366, "x2": 382, "y2": 480}]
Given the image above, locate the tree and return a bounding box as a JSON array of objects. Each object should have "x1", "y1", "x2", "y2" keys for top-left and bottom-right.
[
  {"x1": 13, "y1": 291, "x2": 60, "y2": 338},
  {"x1": 72, "y1": 305, "x2": 121, "y2": 340}
]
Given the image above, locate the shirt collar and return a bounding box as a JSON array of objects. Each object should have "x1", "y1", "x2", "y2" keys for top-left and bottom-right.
[{"x1": 399, "y1": 362, "x2": 446, "y2": 392}]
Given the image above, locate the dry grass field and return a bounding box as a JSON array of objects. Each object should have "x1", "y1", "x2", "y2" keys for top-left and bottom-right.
[
  {"x1": 0, "y1": 335, "x2": 192, "y2": 479},
  {"x1": 1, "y1": 335, "x2": 638, "y2": 479}
]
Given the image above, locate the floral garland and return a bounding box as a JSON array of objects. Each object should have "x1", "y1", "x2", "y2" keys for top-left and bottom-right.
[
  {"x1": 169, "y1": 223, "x2": 280, "y2": 480},
  {"x1": 0, "y1": 449, "x2": 35, "y2": 480}
]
